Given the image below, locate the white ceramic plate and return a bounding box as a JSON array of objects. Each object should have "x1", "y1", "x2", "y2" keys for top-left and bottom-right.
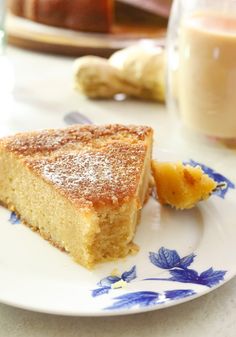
[{"x1": 0, "y1": 150, "x2": 236, "y2": 316}]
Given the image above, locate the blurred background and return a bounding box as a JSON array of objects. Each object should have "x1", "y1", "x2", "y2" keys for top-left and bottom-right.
[{"x1": 5, "y1": 0, "x2": 172, "y2": 56}]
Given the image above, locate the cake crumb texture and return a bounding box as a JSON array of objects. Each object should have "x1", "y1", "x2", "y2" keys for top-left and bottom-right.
[{"x1": 0, "y1": 124, "x2": 153, "y2": 268}]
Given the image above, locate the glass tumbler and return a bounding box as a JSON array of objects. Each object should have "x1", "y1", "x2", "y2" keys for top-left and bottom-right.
[{"x1": 166, "y1": 0, "x2": 236, "y2": 142}]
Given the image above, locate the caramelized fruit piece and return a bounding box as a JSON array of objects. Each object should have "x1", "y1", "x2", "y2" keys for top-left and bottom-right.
[{"x1": 151, "y1": 160, "x2": 217, "y2": 209}]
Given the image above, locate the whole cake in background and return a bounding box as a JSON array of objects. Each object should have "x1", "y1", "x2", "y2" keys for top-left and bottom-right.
[
  {"x1": 8, "y1": 0, "x2": 171, "y2": 33},
  {"x1": 8, "y1": 0, "x2": 112, "y2": 32}
]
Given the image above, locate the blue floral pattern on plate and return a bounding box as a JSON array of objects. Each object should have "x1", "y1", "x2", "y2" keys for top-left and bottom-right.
[
  {"x1": 9, "y1": 212, "x2": 20, "y2": 225},
  {"x1": 92, "y1": 247, "x2": 226, "y2": 311},
  {"x1": 146, "y1": 247, "x2": 226, "y2": 288},
  {"x1": 92, "y1": 266, "x2": 136, "y2": 297},
  {"x1": 105, "y1": 289, "x2": 196, "y2": 310},
  {"x1": 184, "y1": 159, "x2": 235, "y2": 198}
]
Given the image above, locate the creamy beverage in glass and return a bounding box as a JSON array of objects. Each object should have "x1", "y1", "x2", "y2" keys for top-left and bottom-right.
[{"x1": 178, "y1": 12, "x2": 236, "y2": 140}]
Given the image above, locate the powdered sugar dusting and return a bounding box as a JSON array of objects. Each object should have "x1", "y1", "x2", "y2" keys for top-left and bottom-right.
[
  {"x1": 1, "y1": 124, "x2": 152, "y2": 208},
  {"x1": 43, "y1": 152, "x2": 113, "y2": 187},
  {"x1": 29, "y1": 143, "x2": 147, "y2": 207}
]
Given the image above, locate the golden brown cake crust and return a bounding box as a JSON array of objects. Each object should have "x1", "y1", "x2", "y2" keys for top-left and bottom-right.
[
  {"x1": 0, "y1": 124, "x2": 151, "y2": 155},
  {"x1": 0, "y1": 124, "x2": 152, "y2": 209}
]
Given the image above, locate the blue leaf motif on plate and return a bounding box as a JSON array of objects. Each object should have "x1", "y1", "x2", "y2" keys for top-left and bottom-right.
[
  {"x1": 92, "y1": 266, "x2": 137, "y2": 297},
  {"x1": 121, "y1": 265, "x2": 137, "y2": 282},
  {"x1": 98, "y1": 276, "x2": 121, "y2": 288},
  {"x1": 169, "y1": 268, "x2": 200, "y2": 283},
  {"x1": 105, "y1": 291, "x2": 159, "y2": 310},
  {"x1": 105, "y1": 289, "x2": 196, "y2": 310},
  {"x1": 149, "y1": 247, "x2": 195, "y2": 269},
  {"x1": 164, "y1": 289, "x2": 195, "y2": 300},
  {"x1": 149, "y1": 247, "x2": 181, "y2": 269},
  {"x1": 198, "y1": 268, "x2": 226, "y2": 287},
  {"x1": 169, "y1": 268, "x2": 227, "y2": 288},
  {"x1": 9, "y1": 212, "x2": 20, "y2": 225},
  {"x1": 92, "y1": 286, "x2": 111, "y2": 297},
  {"x1": 179, "y1": 253, "x2": 196, "y2": 269},
  {"x1": 146, "y1": 247, "x2": 226, "y2": 288},
  {"x1": 184, "y1": 159, "x2": 235, "y2": 198}
]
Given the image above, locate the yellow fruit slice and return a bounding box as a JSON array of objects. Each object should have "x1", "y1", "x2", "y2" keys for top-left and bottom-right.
[{"x1": 151, "y1": 160, "x2": 217, "y2": 209}]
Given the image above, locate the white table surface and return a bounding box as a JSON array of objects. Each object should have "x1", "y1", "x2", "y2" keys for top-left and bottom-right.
[{"x1": 0, "y1": 46, "x2": 236, "y2": 337}]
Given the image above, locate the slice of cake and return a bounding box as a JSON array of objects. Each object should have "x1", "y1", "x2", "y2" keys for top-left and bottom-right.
[
  {"x1": 0, "y1": 124, "x2": 153, "y2": 268},
  {"x1": 151, "y1": 160, "x2": 217, "y2": 209}
]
